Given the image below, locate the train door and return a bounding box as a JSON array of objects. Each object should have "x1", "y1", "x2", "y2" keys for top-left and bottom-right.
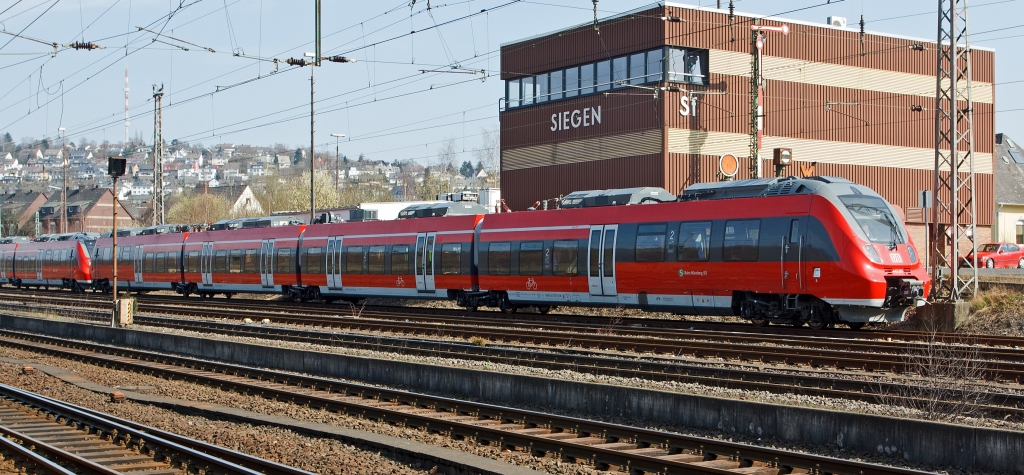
[
  {"x1": 35, "y1": 250, "x2": 43, "y2": 281},
  {"x1": 782, "y1": 219, "x2": 806, "y2": 292},
  {"x1": 588, "y1": 225, "x2": 618, "y2": 297},
  {"x1": 415, "y1": 232, "x2": 436, "y2": 292},
  {"x1": 326, "y1": 237, "x2": 343, "y2": 290},
  {"x1": 202, "y1": 242, "x2": 215, "y2": 286},
  {"x1": 0, "y1": 251, "x2": 6, "y2": 280},
  {"x1": 133, "y1": 245, "x2": 144, "y2": 282},
  {"x1": 259, "y1": 240, "x2": 274, "y2": 288}
]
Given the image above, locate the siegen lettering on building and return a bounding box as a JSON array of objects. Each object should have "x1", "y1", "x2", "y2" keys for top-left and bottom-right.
[{"x1": 550, "y1": 106, "x2": 601, "y2": 132}]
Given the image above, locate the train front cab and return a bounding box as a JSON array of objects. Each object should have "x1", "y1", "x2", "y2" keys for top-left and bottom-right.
[{"x1": 10, "y1": 239, "x2": 93, "y2": 291}]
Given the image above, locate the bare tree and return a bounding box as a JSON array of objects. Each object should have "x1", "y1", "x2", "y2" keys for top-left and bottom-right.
[
  {"x1": 167, "y1": 192, "x2": 232, "y2": 224},
  {"x1": 473, "y1": 127, "x2": 499, "y2": 183},
  {"x1": 879, "y1": 330, "x2": 992, "y2": 422},
  {"x1": 436, "y1": 136, "x2": 459, "y2": 176}
]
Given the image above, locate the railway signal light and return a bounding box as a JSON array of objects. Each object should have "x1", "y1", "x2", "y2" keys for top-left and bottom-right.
[
  {"x1": 108, "y1": 156, "x2": 127, "y2": 177},
  {"x1": 773, "y1": 148, "x2": 792, "y2": 177}
]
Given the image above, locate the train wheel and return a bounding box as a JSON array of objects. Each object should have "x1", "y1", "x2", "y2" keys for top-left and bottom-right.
[
  {"x1": 466, "y1": 305, "x2": 478, "y2": 312},
  {"x1": 536, "y1": 306, "x2": 551, "y2": 314},
  {"x1": 225, "y1": 293, "x2": 233, "y2": 299},
  {"x1": 807, "y1": 320, "x2": 827, "y2": 331},
  {"x1": 847, "y1": 322, "x2": 865, "y2": 330},
  {"x1": 499, "y1": 297, "x2": 516, "y2": 314},
  {"x1": 750, "y1": 317, "x2": 769, "y2": 327}
]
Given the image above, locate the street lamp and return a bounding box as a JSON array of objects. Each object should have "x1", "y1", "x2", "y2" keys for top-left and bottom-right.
[
  {"x1": 58, "y1": 127, "x2": 66, "y2": 233},
  {"x1": 331, "y1": 133, "x2": 345, "y2": 191}
]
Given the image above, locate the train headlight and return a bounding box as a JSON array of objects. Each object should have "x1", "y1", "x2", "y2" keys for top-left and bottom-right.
[
  {"x1": 907, "y1": 244, "x2": 918, "y2": 264},
  {"x1": 863, "y1": 244, "x2": 883, "y2": 264}
]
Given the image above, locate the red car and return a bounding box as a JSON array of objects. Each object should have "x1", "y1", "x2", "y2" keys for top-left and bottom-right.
[{"x1": 967, "y1": 242, "x2": 1024, "y2": 268}]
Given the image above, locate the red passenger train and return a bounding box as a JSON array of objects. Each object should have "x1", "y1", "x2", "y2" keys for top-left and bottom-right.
[{"x1": 0, "y1": 176, "x2": 929, "y2": 329}]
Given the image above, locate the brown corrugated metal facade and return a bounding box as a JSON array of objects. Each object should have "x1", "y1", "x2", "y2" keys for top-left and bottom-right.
[{"x1": 498, "y1": 2, "x2": 996, "y2": 233}]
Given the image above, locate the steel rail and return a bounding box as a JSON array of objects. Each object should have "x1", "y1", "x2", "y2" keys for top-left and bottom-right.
[
  {"x1": 71, "y1": 300, "x2": 1024, "y2": 383},
  {"x1": 3, "y1": 289, "x2": 1023, "y2": 348},
  {"x1": 0, "y1": 425, "x2": 96, "y2": 475},
  {"x1": 0, "y1": 384, "x2": 314, "y2": 475},
  {"x1": 4, "y1": 304, "x2": 1022, "y2": 419},
  {"x1": 0, "y1": 329, "x2": 936, "y2": 475},
  {"x1": 0, "y1": 382, "x2": 303, "y2": 475}
]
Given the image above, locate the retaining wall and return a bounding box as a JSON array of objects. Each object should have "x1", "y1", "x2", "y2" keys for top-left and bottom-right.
[{"x1": 3, "y1": 314, "x2": 1021, "y2": 473}]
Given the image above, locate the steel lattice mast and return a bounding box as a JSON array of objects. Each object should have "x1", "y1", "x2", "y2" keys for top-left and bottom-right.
[
  {"x1": 152, "y1": 84, "x2": 164, "y2": 226},
  {"x1": 930, "y1": 0, "x2": 978, "y2": 300}
]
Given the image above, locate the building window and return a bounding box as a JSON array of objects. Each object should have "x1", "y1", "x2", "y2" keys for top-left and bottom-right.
[
  {"x1": 611, "y1": 56, "x2": 627, "y2": 88},
  {"x1": 503, "y1": 46, "x2": 707, "y2": 108},
  {"x1": 667, "y1": 47, "x2": 707, "y2": 85},
  {"x1": 580, "y1": 63, "x2": 595, "y2": 95},
  {"x1": 629, "y1": 52, "x2": 646, "y2": 85},
  {"x1": 565, "y1": 66, "x2": 579, "y2": 98},
  {"x1": 550, "y1": 69, "x2": 563, "y2": 100},
  {"x1": 536, "y1": 73, "x2": 549, "y2": 103},
  {"x1": 1017, "y1": 221, "x2": 1024, "y2": 245}
]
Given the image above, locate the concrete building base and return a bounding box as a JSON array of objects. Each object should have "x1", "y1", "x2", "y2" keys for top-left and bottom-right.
[{"x1": 2, "y1": 314, "x2": 1022, "y2": 473}]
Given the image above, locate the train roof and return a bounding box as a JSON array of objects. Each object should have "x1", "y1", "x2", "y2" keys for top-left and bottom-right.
[
  {"x1": 397, "y1": 202, "x2": 489, "y2": 219},
  {"x1": 679, "y1": 176, "x2": 854, "y2": 201},
  {"x1": 559, "y1": 187, "x2": 676, "y2": 209}
]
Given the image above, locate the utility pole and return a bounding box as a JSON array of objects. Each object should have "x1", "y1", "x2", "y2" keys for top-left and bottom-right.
[
  {"x1": 930, "y1": 0, "x2": 977, "y2": 301},
  {"x1": 331, "y1": 133, "x2": 345, "y2": 191},
  {"x1": 58, "y1": 127, "x2": 67, "y2": 233},
  {"x1": 108, "y1": 155, "x2": 126, "y2": 327},
  {"x1": 747, "y1": 22, "x2": 788, "y2": 179},
  {"x1": 152, "y1": 84, "x2": 164, "y2": 226},
  {"x1": 309, "y1": 0, "x2": 322, "y2": 224}
]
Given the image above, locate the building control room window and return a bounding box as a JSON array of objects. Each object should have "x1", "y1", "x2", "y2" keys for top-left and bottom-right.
[{"x1": 504, "y1": 46, "x2": 707, "y2": 109}]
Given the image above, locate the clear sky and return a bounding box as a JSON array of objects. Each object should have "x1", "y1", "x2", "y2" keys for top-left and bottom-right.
[{"x1": 0, "y1": 0, "x2": 1020, "y2": 167}]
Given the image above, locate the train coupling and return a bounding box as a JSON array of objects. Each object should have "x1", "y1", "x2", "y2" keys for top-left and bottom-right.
[{"x1": 884, "y1": 277, "x2": 925, "y2": 308}]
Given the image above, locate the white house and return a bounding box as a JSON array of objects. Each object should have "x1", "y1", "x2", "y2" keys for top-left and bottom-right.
[{"x1": 130, "y1": 180, "x2": 153, "y2": 196}]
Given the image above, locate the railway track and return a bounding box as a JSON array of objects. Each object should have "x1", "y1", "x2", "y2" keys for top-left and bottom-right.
[
  {"x1": 0, "y1": 381, "x2": 312, "y2": 475},
  {"x1": 6, "y1": 292, "x2": 1024, "y2": 384},
  {"x1": 3, "y1": 299, "x2": 1023, "y2": 420},
  {"x1": 0, "y1": 328, "x2": 936, "y2": 475},
  {"x1": 4, "y1": 289, "x2": 1022, "y2": 348}
]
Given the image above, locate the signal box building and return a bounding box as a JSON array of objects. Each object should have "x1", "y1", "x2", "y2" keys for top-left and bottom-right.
[{"x1": 498, "y1": 2, "x2": 996, "y2": 245}]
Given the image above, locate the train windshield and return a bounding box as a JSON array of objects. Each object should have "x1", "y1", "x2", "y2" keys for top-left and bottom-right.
[{"x1": 839, "y1": 195, "x2": 905, "y2": 246}]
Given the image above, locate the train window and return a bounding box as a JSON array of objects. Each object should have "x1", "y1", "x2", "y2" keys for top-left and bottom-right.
[
  {"x1": 103, "y1": 247, "x2": 112, "y2": 264},
  {"x1": 154, "y1": 252, "x2": 165, "y2": 272},
  {"x1": 487, "y1": 242, "x2": 511, "y2": 275},
  {"x1": 185, "y1": 251, "x2": 198, "y2": 273},
  {"x1": 212, "y1": 250, "x2": 227, "y2": 273},
  {"x1": 144, "y1": 252, "x2": 154, "y2": 273},
  {"x1": 305, "y1": 247, "x2": 324, "y2": 274},
  {"x1": 425, "y1": 236, "x2": 434, "y2": 276},
  {"x1": 244, "y1": 250, "x2": 258, "y2": 273},
  {"x1": 552, "y1": 241, "x2": 578, "y2": 276},
  {"x1": 519, "y1": 242, "x2": 544, "y2": 276},
  {"x1": 678, "y1": 221, "x2": 712, "y2": 262},
  {"x1": 45, "y1": 250, "x2": 52, "y2": 267},
  {"x1": 636, "y1": 224, "x2": 667, "y2": 262},
  {"x1": 390, "y1": 246, "x2": 410, "y2": 274},
  {"x1": 345, "y1": 247, "x2": 363, "y2": 274},
  {"x1": 229, "y1": 250, "x2": 243, "y2": 273},
  {"x1": 275, "y1": 248, "x2": 293, "y2": 274},
  {"x1": 440, "y1": 243, "x2": 461, "y2": 275},
  {"x1": 64, "y1": 249, "x2": 72, "y2": 263},
  {"x1": 367, "y1": 246, "x2": 385, "y2": 274},
  {"x1": 723, "y1": 220, "x2": 760, "y2": 262},
  {"x1": 120, "y1": 247, "x2": 130, "y2": 262},
  {"x1": 789, "y1": 220, "x2": 801, "y2": 243},
  {"x1": 168, "y1": 251, "x2": 180, "y2": 273}
]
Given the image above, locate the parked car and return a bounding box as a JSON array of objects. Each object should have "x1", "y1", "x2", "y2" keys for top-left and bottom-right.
[{"x1": 965, "y1": 242, "x2": 1024, "y2": 268}]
